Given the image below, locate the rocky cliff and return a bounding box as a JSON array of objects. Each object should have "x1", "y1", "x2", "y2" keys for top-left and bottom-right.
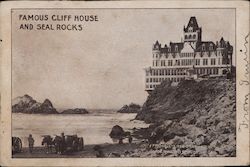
[
  {"x1": 117, "y1": 103, "x2": 141, "y2": 113},
  {"x1": 12, "y1": 94, "x2": 58, "y2": 114},
  {"x1": 135, "y1": 78, "x2": 236, "y2": 157}
]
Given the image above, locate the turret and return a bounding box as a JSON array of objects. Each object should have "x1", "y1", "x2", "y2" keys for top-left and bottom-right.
[{"x1": 153, "y1": 40, "x2": 161, "y2": 51}]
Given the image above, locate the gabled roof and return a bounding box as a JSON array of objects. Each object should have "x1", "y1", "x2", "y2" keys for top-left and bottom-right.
[
  {"x1": 153, "y1": 40, "x2": 161, "y2": 50},
  {"x1": 196, "y1": 41, "x2": 216, "y2": 52},
  {"x1": 169, "y1": 42, "x2": 184, "y2": 53}
]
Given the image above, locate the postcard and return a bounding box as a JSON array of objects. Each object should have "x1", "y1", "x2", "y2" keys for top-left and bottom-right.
[{"x1": 0, "y1": 0, "x2": 249, "y2": 166}]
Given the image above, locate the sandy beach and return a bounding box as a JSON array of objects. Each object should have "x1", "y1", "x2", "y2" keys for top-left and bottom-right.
[{"x1": 13, "y1": 142, "x2": 143, "y2": 158}]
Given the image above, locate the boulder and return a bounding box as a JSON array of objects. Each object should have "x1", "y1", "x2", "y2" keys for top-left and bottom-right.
[
  {"x1": 109, "y1": 125, "x2": 125, "y2": 139},
  {"x1": 12, "y1": 95, "x2": 58, "y2": 114}
]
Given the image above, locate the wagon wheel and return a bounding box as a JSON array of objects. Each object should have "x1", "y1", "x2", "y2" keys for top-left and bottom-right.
[
  {"x1": 78, "y1": 138, "x2": 84, "y2": 151},
  {"x1": 13, "y1": 137, "x2": 22, "y2": 153}
]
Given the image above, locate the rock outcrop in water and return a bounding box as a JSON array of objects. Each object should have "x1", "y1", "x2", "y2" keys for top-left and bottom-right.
[
  {"x1": 12, "y1": 94, "x2": 58, "y2": 114},
  {"x1": 135, "y1": 78, "x2": 236, "y2": 157},
  {"x1": 117, "y1": 103, "x2": 141, "y2": 113},
  {"x1": 61, "y1": 108, "x2": 89, "y2": 114}
]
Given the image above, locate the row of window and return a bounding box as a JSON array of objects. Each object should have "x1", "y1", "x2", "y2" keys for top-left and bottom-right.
[
  {"x1": 146, "y1": 78, "x2": 185, "y2": 88},
  {"x1": 146, "y1": 67, "x2": 220, "y2": 77},
  {"x1": 180, "y1": 52, "x2": 194, "y2": 58},
  {"x1": 153, "y1": 58, "x2": 219, "y2": 67},
  {"x1": 146, "y1": 77, "x2": 185, "y2": 83},
  {"x1": 185, "y1": 34, "x2": 196, "y2": 40},
  {"x1": 153, "y1": 50, "x2": 225, "y2": 59},
  {"x1": 146, "y1": 68, "x2": 187, "y2": 76}
]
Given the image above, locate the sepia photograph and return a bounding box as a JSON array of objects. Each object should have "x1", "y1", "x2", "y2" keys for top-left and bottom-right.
[
  {"x1": 0, "y1": 1, "x2": 249, "y2": 166},
  {"x1": 11, "y1": 8, "x2": 236, "y2": 158}
]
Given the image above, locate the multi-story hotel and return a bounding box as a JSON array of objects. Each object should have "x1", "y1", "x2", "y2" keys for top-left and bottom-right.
[{"x1": 145, "y1": 16, "x2": 233, "y2": 91}]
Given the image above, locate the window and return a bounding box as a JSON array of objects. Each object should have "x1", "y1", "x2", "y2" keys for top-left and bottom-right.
[
  {"x1": 193, "y1": 34, "x2": 196, "y2": 39},
  {"x1": 168, "y1": 60, "x2": 173, "y2": 66},
  {"x1": 175, "y1": 60, "x2": 180, "y2": 66},
  {"x1": 161, "y1": 60, "x2": 165, "y2": 66},
  {"x1": 209, "y1": 44, "x2": 213, "y2": 50},
  {"x1": 155, "y1": 60, "x2": 158, "y2": 66},
  {"x1": 203, "y1": 59, "x2": 208, "y2": 65},
  {"x1": 202, "y1": 44, "x2": 205, "y2": 51},
  {"x1": 211, "y1": 58, "x2": 216, "y2": 65},
  {"x1": 215, "y1": 68, "x2": 218, "y2": 74},
  {"x1": 189, "y1": 34, "x2": 192, "y2": 39},
  {"x1": 188, "y1": 27, "x2": 193, "y2": 32},
  {"x1": 185, "y1": 35, "x2": 187, "y2": 39},
  {"x1": 175, "y1": 45, "x2": 178, "y2": 52},
  {"x1": 195, "y1": 59, "x2": 200, "y2": 65}
]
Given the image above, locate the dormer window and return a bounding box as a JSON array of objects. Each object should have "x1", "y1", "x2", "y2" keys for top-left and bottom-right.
[
  {"x1": 209, "y1": 44, "x2": 213, "y2": 50},
  {"x1": 175, "y1": 45, "x2": 178, "y2": 52},
  {"x1": 202, "y1": 44, "x2": 205, "y2": 51},
  {"x1": 188, "y1": 27, "x2": 193, "y2": 32}
]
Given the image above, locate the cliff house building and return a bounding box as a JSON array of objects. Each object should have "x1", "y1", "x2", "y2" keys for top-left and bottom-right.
[{"x1": 145, "y1": 16, "x2": 233, "y2": 91}]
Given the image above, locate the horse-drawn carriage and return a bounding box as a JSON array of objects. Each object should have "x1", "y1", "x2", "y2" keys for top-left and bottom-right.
[
  {"x1": 42, "y1": 134, "x2": 84, "y2": 154},
  {"x1": 12, "y1": 137, "x2": 22, "y2": 154}
]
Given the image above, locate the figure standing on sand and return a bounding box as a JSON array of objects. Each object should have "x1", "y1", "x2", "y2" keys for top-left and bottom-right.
[
  {"x1": 61, "y1": 132, "x2": 66, "y2": 153},
  {"x1": 28, "y1": 134, "x2": 34, "y2": 153}
]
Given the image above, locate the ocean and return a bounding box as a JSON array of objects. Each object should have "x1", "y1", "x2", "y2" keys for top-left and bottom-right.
[{"x1": 12, "y1": 110, "x2": 149, "y2": 147}]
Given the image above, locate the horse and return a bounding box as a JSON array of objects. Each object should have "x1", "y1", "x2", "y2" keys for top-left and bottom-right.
[
  {"x1": 41, "y1": 135, "x2": 54, "y2": 154},
  {"x1": 53, "y1": 135, "x2": 64, "y2": 154}
]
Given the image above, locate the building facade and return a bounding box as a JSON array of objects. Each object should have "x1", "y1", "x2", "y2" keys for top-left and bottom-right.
[{"x1": 145, "y1": 16, "x2": 233, "y2": 91}]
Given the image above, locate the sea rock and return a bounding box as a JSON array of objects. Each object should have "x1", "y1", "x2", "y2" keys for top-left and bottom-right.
[
  {"x1": 61, "y1": 108, "x2": 89, "y2": 114},
  {"x1": 12, "y1": 94, "x2": 58, "y2": 114},
  {"x1": 109, "y1": 125, "x2": 125, "y2": 139},
  {"x1": 117, "y1": 103, "x2": 141, "y2": 113}
]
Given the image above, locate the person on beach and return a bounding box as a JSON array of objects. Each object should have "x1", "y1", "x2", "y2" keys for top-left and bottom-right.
[
  {"x1": 28, "y1": 134, "x2": 34, "y2": 153},
  {"x1": 61, "y1": 132, "x2": 66, "y2": 153}
]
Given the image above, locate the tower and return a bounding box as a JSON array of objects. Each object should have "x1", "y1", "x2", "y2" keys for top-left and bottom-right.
[
  {"x1": 152, "y1": 40, "x2": 161, "y2": 67},
  {"x1": 183, "y1": 16, "x2": 202, "y2": 49}
]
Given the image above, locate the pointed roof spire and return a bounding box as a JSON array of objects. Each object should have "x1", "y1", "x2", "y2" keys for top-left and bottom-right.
[{"x1": 185, "y1": 16, "x2": 199, "y2": 31}]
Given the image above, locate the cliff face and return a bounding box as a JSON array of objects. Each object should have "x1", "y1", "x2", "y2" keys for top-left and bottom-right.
[
  {"x1": 135, "y1": 78, "x2": 236, "y2": 156},
  {"x1": 12, "y1": 94, "x2": 58, "y2": 114}
]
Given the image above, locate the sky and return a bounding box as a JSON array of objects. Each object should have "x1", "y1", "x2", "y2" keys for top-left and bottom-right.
[{"x1": 12, "y1": 9, "x2": 235, "y2": 109}]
